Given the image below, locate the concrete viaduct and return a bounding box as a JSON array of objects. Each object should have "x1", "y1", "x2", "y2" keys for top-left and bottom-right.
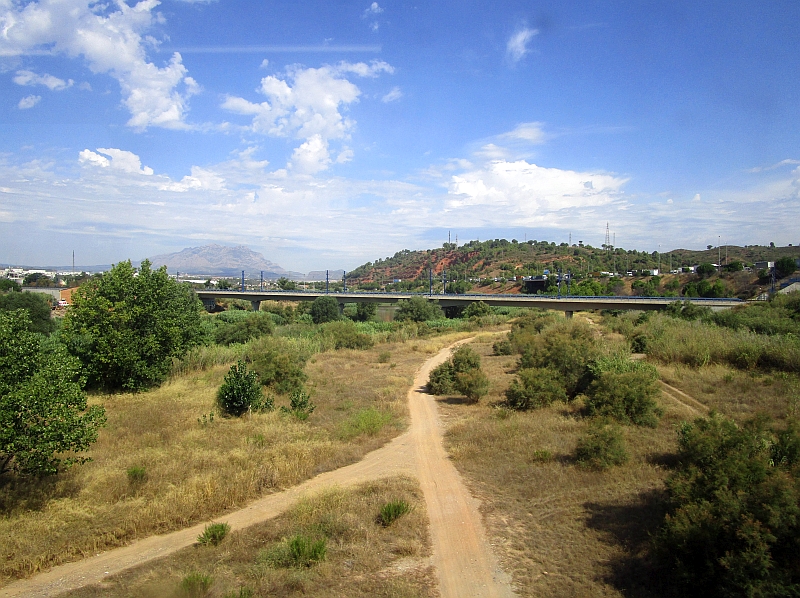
[{"x1": 195, "y1": 290, "x2": 742, "y2": 318}]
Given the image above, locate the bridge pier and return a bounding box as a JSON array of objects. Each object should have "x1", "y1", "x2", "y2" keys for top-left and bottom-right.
[
  {"x1": 250, "y1": 300, "x2": 261, "y2": 312},
  {"x1": 564, "y1": 310, "x2": 573, "y2": 319},
  {"x1": 201, "y1": 298, "x2": 216, "y2": 312}
]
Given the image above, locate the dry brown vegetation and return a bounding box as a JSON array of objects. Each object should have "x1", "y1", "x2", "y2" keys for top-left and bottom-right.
[
  {"x1": 439, "y1": 330, "x2": 688, "y2": 597},
  {"x1": 60, "y1": 476, "x2": 436, "y2": 598},
  {"x1": 0, "y1": 333, "x2": 469, "y2": 586}
]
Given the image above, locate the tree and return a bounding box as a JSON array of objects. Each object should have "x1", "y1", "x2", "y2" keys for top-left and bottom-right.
[
  {"x1": 354, "y1": 301, "x2": 377, "y2": 322},
  {"x1": 776, "y1": 256, "x2": 797, "y2": 278},
  {"x1": 310, "y1": 295, "x2": 340, "y2": 324},
  {"x1": 395, "y1": 296, "x2": 442, "y2": 322},
  {"x1": 217, "y1": 278, "x2": 232, "y2": 290},
  {"x1": 0, "y1": 279, "x2": 20, "y2": 292},
  {"x1": 696, "y1": 263, "x2": 717, "y2": 278},
  {"x1": 1, "y1": 310, "x2": 106, "y2": 476},
  {"x1": 61, "y1": 260, "x2": 203, "y2": 391},
  {"x1": 277, "y1": 277, "x2": 297, "y2": 290},
  {"x1": 0, "y1": 291, "x2": 55, "y2": 334},
  {"x1": 463, "y1": 301, "x2": 492, "y2": 318}
]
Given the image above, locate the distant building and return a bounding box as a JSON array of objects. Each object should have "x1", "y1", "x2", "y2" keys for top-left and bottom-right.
[{"x1": 754, "y1": 261, "x2": 775, "y2": 270}]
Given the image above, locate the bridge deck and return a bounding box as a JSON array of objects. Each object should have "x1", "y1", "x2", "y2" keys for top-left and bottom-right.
[{"x1": 196, "y1": 290, "x2": 741, "y2": 313}]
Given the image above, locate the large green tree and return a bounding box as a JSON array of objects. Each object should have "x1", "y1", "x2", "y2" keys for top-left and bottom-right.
[
  {"x1": 310, "y1": 295, "x2": 340, "y2": 324},
  {"x1": 0, "y1": 290, "x2": 54, "y2": 334},
  {"x1": 0, "y1": 310, "x2": 105, "y2": 476},
  {"x1": 61, "y1": 260, "x2": 203, "y2": 391},
  {"x1": 394, "y1": 296, "x2": 442, "y2": 322}
]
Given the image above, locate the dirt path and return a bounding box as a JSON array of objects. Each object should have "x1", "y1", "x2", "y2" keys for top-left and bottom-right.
[{"x1": 1, "y1": 340, "x2": 514, "y2": 598}]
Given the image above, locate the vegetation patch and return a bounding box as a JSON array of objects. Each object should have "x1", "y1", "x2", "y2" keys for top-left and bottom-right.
[{"x1": 197, "y1": 522, "x2": 230, "y2": 546}]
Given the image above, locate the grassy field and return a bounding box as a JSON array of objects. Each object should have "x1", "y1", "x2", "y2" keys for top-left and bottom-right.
[
  {"x1": 0, "y1": 332, "x2": 470, "y2": 585},
  {"x1": 61, "y1": 476, "x2": 435, "y2": 598}
]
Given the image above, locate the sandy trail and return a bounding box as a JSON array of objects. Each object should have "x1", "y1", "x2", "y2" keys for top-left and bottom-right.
[{"x1": 1, "y1": 339, "x2": 514, "y2": 598}]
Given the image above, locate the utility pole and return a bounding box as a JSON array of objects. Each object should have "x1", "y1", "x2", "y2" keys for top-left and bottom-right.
[
  {"x1": 429, "y1": 268, "x2": 433, "y2": 295},
  {"x1": 240, "y1": 270, "x2": 244, "y2": 292},
  {"x1": 326, "y1": 270, "x2": 329, "y2": 294},
  {"x1": 260, "y1": 270, "x2": 263, "y2": 291},
  {"x1": 718, "y1": 236, "x2": 721, "y2": 272}
]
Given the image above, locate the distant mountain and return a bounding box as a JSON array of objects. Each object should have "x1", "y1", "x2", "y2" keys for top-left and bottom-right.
[
  {"x1": 305, "y1": 269, "x2": 345, "y2": 282},
  {"x1": 148, "y1": 244, "x2": 302, "y2": 278}
]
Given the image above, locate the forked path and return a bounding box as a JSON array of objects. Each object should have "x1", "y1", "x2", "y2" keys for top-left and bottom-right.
[{"x1": 1, "y1": 340, "x2": 515, "y2": 598}]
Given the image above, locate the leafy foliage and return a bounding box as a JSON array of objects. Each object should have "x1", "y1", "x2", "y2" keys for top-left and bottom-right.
[
  {"x1": 310, "y1": 295, "x2": 339, "y2": 324},
  {"x1": 247, "y1": 336, "x2": 308, "y2": 394},
  {"x1": 575, "y1": 419, "x2": 629, "y2": 469},
  {"x1": 0, "y1": 279, "x2": 20, "y2": 292},
  {"x1": 262, "y1": 534, "x2": 327, "y2": 568},
  {"x1": 0, "y1": 310, "x2": 106, "y2": 476},
  {"x1": 454, "y1": 368, "x2": 490, "y2": 401},
  {"x1": 0, "y1": 291, "x2": 55, "y2": 334},
  {"x1": 321, "y1": 320, "x2": 374, "y2": 349},
  {"x1": 217, "y1": 360, "x2": 262, "y2": 417},
  {"x1": 505, "y1": 367, "x2": 568, "y2": 410},
  {"x1": 197, "y1": 522, "x2": 231, "y2": 546},
  {"x1": 281, "y1": 389, "x2": 316, "y2": 420},
  {"x1": 213, "y1": 312, "x2": 273, "y2": 345},
  {"x1": 583, "y1": 355, "x2": 662, "y2": 427},
  {"x1": 395, "y1": 296, "x2": 443, "y2": 322},
  {"x1": 427, "y1": 345, "x2": 488, "y2": 400},
  {"x1": 354, "y1": 301, "x2": 377, "y2": 321},
  {"x1": 657, "y1": 414, "x2": 800, "y2": 597},
  {"x1": 61, "y1": 260, "x2": 203, "y2": 391},
  {"x1": 776, "y1": 256, "x2": 798, "y2": 278},
  {"x1": 379, "y1": 499, "x2": 411, "y2": 526}
]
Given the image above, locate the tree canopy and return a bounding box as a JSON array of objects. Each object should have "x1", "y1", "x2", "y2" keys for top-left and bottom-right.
[
  {"x1": 61, "y1": 260, "x2": 203, "y2": 391},
  {"x1": 394, "y1": 296, "x2": 442, "y2": 322},
  {"x1": 0, "y1": 290, "x2": 55, "y2": 334},
  {"x1": 310, "y1": 295, "x2": 340, "y2": 324},
  {"x1": 0, "y1": 310, "x2": 105, "y2": 476}
]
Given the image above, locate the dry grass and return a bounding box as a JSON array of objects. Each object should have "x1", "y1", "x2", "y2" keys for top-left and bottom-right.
[
  {"x1": 439, "y1": 330, "x2": 686, "y2": 597},
  {"x1": 60, "y1": 476, "x2": 435, "y2": 598},
  {"x1": 0, "y1": 333, "x2": 469, "y2": 586},
  {"x1": 656, "y1": 363, "x2": 800, "y2": 423}
]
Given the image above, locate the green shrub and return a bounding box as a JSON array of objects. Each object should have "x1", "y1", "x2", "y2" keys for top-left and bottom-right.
[
  {"x1": 379, "y1": 499, "x2": 411, "y2": 526},
  {"x1": 395, "y1": 296, "x2": 442, "y2": 322},
  {"x1": 575, "y1": 419, "x2": 628, "y2": 469},
  {"x1": 321, "y1": 320, "x2": 374, "y2": 350},
  {"x1": 463, "y1": 301, "x2": 492, "y2": 318},
  {"x1": 213, "y1": 312, "x2": 273, "y2": 345},
  {"x1": 180, "y1": 572, "x2": 213, "y2": 597},
  {"x1": 656, "y1": 414, "x2": 800, "y2": 596},
  {"x1": 492, "y1": 339, "x2": 513, "y2": 355},
  {"x1": 126, "y1": 465, "x2": 147, "y2": 484},
  {"x1": 310, "y1": 295, "x2": 339, "y2": 324},
  {"x1": 247, "y1": 337, "x2": 308, "y2": 394},
  {"x1": 354, "y1": 301, "x2": 377, "y2": 322},
  {"x1": 378, "y1": 351, "x2": 391, "y2": 363},
  {"x1": 217, "y1": 361, "x2": 262, "y2": 417},
  {"x1": 451, "y1": 345, "x2": 481, "y2": 373},
  {"x1": 584, "y1": 369, "x2": 661, "y2": 427},
  {"x1": 0, "y1": 291, "x2": 54, "y2": 334},
  {"x1": 197, "y1": 522, "x2": 230, "y2": 546},
  {"x1": 261, "y1": 534, "x2": 327, "y2": 568},
  {"x1": 250, "y1": 392, "x2": 275, "y2": 413},
  {"x1": 505, "y1": 367, "x2": 568, "y2": 410},
  {"x1": 280, "y1": 389, "x2": 316, "y2": 420},
  {"x1": 428, "y1": 361, "x2": 455, "y2": 395},
  {"x1": 455, "y1": 368, "x2": 490, "y2": 402}
]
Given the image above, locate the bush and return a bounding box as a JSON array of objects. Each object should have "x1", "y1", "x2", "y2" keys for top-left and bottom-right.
[
  {"x1": 247, "y1": 337, "x2": 308, "y2": 394},
  {"x1": 656, "y1": 414, "x2": 800, "y2": 596},
  {"x1": 0, "y1": 310, "x2": 106, "y2": 476},
  {"x1": 584, "y1": 370, "x2": 662, "y2": 427},
  {"x1": 126, "y1": 465, "x2": 147, "y2": 484},
  {"x1": 213, "y1": 312, "x2": 273, "y2": 345},
  {"x1": 354, "y1": 301, "x2": 377, "y2": 321},
  {"x1": 696, "y1": 262, "x2": 717, "y2": 278},
  {"x1": 451, "y1": 345, "x2": 481, "y2": 373},
  {"x1": 310, "y1": 295, "x2": 340, "y2": 324},
  {"x1": 321, "y1": 320, "x2": 374, "y2": 350},
  {"x1": 61, "y1": 260, "x2": 203, "y2": 391},
  {"x1": 505, "y1": 367, "x2": 568, "y2": 410},
  {"x1": 492, "y1": 339, "x2": 513, "y2": 355},
  {"x1": 575, "y1": 419, "x2": 628, "y2": 469},
  {"x1": 217, "y1": 361, "x2": 262, "y2": 417},
  {"x1": 428, "y1": 361, "x2": 455, "y2": 395},
  {"x1": 180, "y1": 572, "x2": 213, "y2": 597},
  {"x1": 395, "y1": 296, "x2": 442, "y2": 322},
  {"x1": 455, "y1": 368, "x2": 490, "y2": 402},
  {"x1": 281, "y1": 389, "x2": 316, "y2": 420},
  {"x1": 197, "y1": 522, "x2": 230, "y2": 546},
  {"x1": 262, "y1": 534, "x2": 327, "y2": 568},
  {"x1": 379, "y1": 499, "x2": 411, "y2": 526},
  {"x1": 463, "y1": 301, "x2": 492, "y2": 318},
  {"x1": 776, "y1": 256, "x2": 798, "y2": 278}
]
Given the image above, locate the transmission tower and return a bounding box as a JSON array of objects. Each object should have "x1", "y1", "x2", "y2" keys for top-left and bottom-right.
[{"x1": 604, "y1": 223, "x2": 611, "y2": 252}]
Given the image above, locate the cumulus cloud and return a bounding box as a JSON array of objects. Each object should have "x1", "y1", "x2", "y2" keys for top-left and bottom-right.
[
  {"x1": 0, "y1": 0, "x2": 198, "y2": 130},
  {"x1": 506, "y1": 27, "x2": 538, "y2": 63},
  {"x1": 79, "y1": 148, "x2": 154, "y2": 175},
  {"x1": 14, "y1": 70, "x2": 73, "y2": 90},
  {"x1": 289, "y1": 134, "x2": 331, "y2": 174},
  {"x1": 363, "y1": 2, "x2": 383, "y2": 31},
  {"x1": 18, "y1": 95, "x2": 41, "y2": 109},
  {"x1": 448, "y1": 160, "x2": 628, "y2": 221},
  {"x1": 159, "y1": 166, "x2": 226, "y2": 192},
  {"x1": 382, "y1": 86, "x2": 402, "y2": 103}
]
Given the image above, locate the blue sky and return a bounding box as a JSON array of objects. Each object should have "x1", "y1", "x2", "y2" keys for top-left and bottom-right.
[{"x1": 1, "y1": 0, "x2": 798, "y2": 272}]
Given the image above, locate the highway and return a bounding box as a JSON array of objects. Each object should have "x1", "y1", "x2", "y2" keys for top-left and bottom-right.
[{"x1": 195, "y1": 289, "x2": 742, "y2": 316}]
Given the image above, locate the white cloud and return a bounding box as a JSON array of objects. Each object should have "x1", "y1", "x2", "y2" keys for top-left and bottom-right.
[
  {"x1": 0, "y1": 0, "x2": 198, "y2": 130},
  {"x1": 748, "y1": 159, "x2": 800, "y2": 173},
  {"x1": 79, "y1": 148, "x2": 154, "y2": 175},
  {"x1": 506, "y1": 27, "x2": 538, "y2": 63},
  {"x1": 18, "y1": 95, "x2": 41, "y2": 109},
  {"x1": 382, "y1": 86, "x2": 402, "y2": 103},
  {"x1": 364, "y1": 2, "x2": 383, "y2": 16},
  {"x1": 502, "y1": 122, "x2": 546, "y2": 144},
  {"x1": 692, "y1": 193, "x2": 701, "y2": 202},
  {"x1": 260, "y1": 59, "x2": 269, "y2": 69},
  {"x1": 14, "y1": 70, "x2": 73, "y2": 90},
  {"x1": 289, "y1": 134, "x2": 331, "y2": 174},
  {"x1": 159, "y1": 166, "x2": 225, "y2": 192},
  {"x1": 335, "y1": 60, "x2": 393, "y2": 78}
]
